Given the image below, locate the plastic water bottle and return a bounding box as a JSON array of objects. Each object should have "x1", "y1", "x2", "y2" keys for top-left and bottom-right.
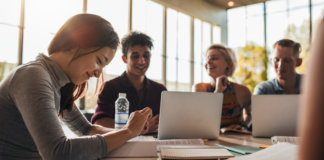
[{"x1": 115, "y1": 93, "x2": 129, "y2": 129}]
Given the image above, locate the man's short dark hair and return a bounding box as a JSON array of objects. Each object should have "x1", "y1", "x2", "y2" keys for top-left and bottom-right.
[
  {"x1": 121, "y1": 31, "x2": 153, "y2": 57},
  {"x1": 273, "y1": 39, "x2": 302, "y2": 57}
]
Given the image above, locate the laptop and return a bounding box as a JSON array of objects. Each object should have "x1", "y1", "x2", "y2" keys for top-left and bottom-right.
[
  {"x1": 157, "y1": 91, "x2": 223, "y2": 140},
  {"x1": 252, "y1": 95, "x2": 301, "y2": 137}
]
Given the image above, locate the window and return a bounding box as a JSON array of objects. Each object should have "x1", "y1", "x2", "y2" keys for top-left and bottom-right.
[
  {"x1": 266, "y1": 1, "x2": 289, "y2": 79},
  {"x1": 87, "y1": 0, "x2": 129, "y2": 111},
  {"x1": 166, "y1": 8, "x2": 178, "y2": 90},
  {"x1": 288, "y1": 0, "x2": 309, "y2": 9},
  {"x1": 23, "y1": 0, "x2": 82, "y2": 63},
  {"x1": 0, "y1": 0, "x2": 20, "y2": 80},
  {"x1": 193, "y1": 19, "x2": 215, "y2": 85},
  {"x1": 286, "y1": 6, "x2": 310, "y2": 73},
  {"x1": 246, "y1": 4, "x2": 264, "y2": 47},
  {"x1": 133, "y1": 0, "x2": 163, "y2": 83},
  {"x1": 0, "y1": 0, "x2": 223, "y2": 111},
  {"x1": 212, "y1": 25, "x2": 221, "y2": 44},
  {"x1": 194, "y1": 19, "x2": 203, "y2": 85},
  {"x1": 228, "y1": 7, "x2": 246, "y2": 48},
  {"x1": 88, "y1": 0, "x2": 129, "y2": 77},
  {"x1": 177, "y1": 13, "x2": 191, "y2": 90},
  {"x1": 312, "y1": 0, "x2": 324, "y2": 38},
  {"x1": 228, "y1": 0, "x2": 312, "y2": 82},
  {"x1": 166, "y1": 9, "x2": 191, "y2": 91},
  {"x1": 202, "y1": 21, "x2": 212, "y2": 82}
]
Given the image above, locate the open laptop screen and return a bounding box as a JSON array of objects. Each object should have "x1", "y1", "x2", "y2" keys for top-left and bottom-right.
[
  {"x1": 158, "y1": 91, "x2": 223, "y2": 140},
  {"x1": 252, "y1": 95, "x2": 300, "y2": 137}
]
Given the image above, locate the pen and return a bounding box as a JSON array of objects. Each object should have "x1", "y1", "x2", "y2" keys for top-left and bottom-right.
[
  {"x1": 259, "y1": 145, "x2": 271, "y2": 149},
  {"x1": 203, "y1": 139, "x2": 209, "y2": 142}
]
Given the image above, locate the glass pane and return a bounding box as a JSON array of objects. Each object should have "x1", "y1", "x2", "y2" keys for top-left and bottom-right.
[
  {"x1": 88, "y1": 0, "x2": 129, "y2": 77},
  {"x1": 0, "y1": 0, "x2": 20, "y2": 25},
  {"x1": 312, "y1": 4, "x2": 324, "y2": 39},
  {"x1": 177, "y1": 13, "x2": 191, "y2": 61},
  {"x1": 287, "y1": 7, "x2": 310, "y2": 74},
  {"x1": 228, "y1": 7, "x2": 246, "y2": 48},
  {"x1": 178, "y1": 60, "x2": 190, "y2": 91},
  {"x1": 146, "y1": 54, "x2": 162, "y2": 81},
  {"x1": 133, "y1": 0, "x2": 163, "y2": 81},
  {"x1": 132, "y1": 0, "x2": 147, "y2": 32},
  {"x1": 202, "y1": 21, "x2": 211, "y2": 83},
  {"x1": 88, "y1": 0, "x2": 128, "y2": 41},
  {"x1": 166, "y1": 8, "x2": 192, "y2": 90},
  {"x1": 246, "y1": 15, "x2": 264, "y2": 46},
  {"x1": 266, "y1": 11, "x2": 289, "y2": 79},
  {"x1": 0, "y1": 25, "x2": 19, "y2": 81},
  {"x1": 194, "y1": 63, "x2": 202, "y2": 85},
  {"x1": 266, "y1": 12, "x2": 289, "y2": 50},
  {"x1": 166, "y1": 57, "x2": 177, "y2": 89},
  {"x1": 23, "y1": 0, "x2": 82, "y2": 63},
  {"x1": 246, "y1": 3, "x2": 264, "y2": 46},
  {"x1": 87, "y1": 0, "x2": 130, "y2": 111},
  {"x1": 178, "y1": 60, "x2": 190, "y2": 83},
  {"x1": 213, "y1": 25, "x2": 221, "y2": 44},
  {"x1": 166, "y1": 8, "x2": 177, "y2": 59},
  {"x1": 266, "y1": 0, "x2": 287, "y2": 14},
  {"x1": 194, "y1": 19, "x2": 203, "y2": 84},
  {"x1": 202, "y1": 21, "x2": 211, "y2": 51},
  {"x1": 313, "y1": 0, "x2": 324, "y2": 5},
  {"x1": 246, "y1": 3, "x2": 264, "y2": 16},
  {"x1": 202, "y1": 61, "x2": 210, "y2": 83},
  {"x1": 194, "y1": 19, "x2": 202, "y2": 63},
  {"x1": 166, "y1": 8, "x2": 177, "y2": 85},
  {"x1": 288, "y1": 0, "x2": 309, "y2": 9},
  {"x1": 0, "y1": 0, "x2": 20, "y2": 81}
]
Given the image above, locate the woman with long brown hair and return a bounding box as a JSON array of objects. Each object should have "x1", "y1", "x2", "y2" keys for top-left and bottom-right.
[{"x1": 0, "y1": 13, "x2": 152, "y2": 160}]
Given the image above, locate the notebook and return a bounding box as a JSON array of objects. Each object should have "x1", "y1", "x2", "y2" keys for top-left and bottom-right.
[
  {"x1": 252, "y1": 95, "x2": 300, "y2": 137},
  {"x1": 228, "y1": 143, "x2": 298, "y2": 160},
  {"x1": 158, "y1": 91, "x2": 223, "y2": 140},
  {"x1": 271, "y1": 136, "x2": 299, "y2": 144},
  {"x1": 160, "y1": 147, "x2": 234, "y2": 159}
]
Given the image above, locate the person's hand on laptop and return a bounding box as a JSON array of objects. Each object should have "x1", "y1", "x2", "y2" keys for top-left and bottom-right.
[
  {"x1": 125, "y1": 107, "x2": 152, "y2": 137},
  {"x1": 141, "y1": 114, "x2": 159, "y2": 134},
  {"x1": 221, "y1": 124, "x2": 251, "y2": 134}
]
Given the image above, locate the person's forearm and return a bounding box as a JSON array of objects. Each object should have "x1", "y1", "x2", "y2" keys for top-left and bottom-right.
[
  {"x1": 89, "y1": 124, "x2": 114, "y2": 135},
  {"x1": 103, "y1": 128, "x2": 135, "y2": 152},
  {"x1": 94, "y1": 117, "x2": 115, "y2": 128}
]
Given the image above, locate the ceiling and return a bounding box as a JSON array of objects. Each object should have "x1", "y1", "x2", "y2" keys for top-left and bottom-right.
[{"x1": 204, "y1": 0, "x2": 269, "y2": 9}]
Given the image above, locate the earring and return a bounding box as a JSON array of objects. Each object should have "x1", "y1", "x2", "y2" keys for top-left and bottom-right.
[{"x1": 225, "y1": 67, "x2": 229, "y2": 75}]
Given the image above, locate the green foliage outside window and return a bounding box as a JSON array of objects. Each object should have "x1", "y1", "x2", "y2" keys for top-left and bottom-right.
[
  {"x1": 233, "y1": 43, "x2": 268, "y2": 93},
  {"x1": 285, "y1": 21, "x2": 310, "y2": 74},
  {"x1": 0, "y1": 62, "x2": 16, "y2": 81}
]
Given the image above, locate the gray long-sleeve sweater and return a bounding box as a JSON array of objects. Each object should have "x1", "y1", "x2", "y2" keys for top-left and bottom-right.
[{"x1": 0, "y1": 54, "x2": 108, "y2": 160}]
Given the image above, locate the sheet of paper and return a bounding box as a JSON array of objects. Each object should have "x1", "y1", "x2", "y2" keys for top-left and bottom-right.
[
  {"x1": 271, "y1": 136, "x2": 299, "y2": 144},
  {"x1": 157, "y1": 138, "x2": 207, "y2": 152},
  {"x1": 228, "y1": 143, "x2": 298, "y2": 160},
  {"x1": 157, "y1": 138, "x2": 204, "y2": 145},
  {"x1": 161, "y1": 148, "x2": 234, "y2": 159},
  {"x1": 129, "y1": 135, "x2": 156, "y2": 141},
  {"x1": 106, "y1": 138, "x2": 209, "y2": 158}
]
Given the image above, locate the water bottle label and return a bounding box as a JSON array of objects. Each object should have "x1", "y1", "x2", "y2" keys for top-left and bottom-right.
[{"x1": 115, "y1": 112, "x2": 129, "y2": 124}]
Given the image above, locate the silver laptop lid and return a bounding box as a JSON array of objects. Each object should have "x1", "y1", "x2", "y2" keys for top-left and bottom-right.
[
  {"x1": 158, "y1": 91, "x2": 223, "y2": 140},
  {"x1": 252, "y1": 95, "x2": 300, "y2": 137}
]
